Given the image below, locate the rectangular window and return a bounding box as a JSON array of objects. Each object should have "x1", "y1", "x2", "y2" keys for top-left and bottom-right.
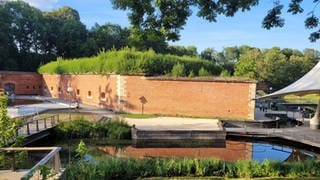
[
  {"x1": 100, "y1": 92, "x2": 106, "y2": 101},
  {"x1": 87, "y1": 91, "x2": 92, "y2": 98},
  {"x1": 58, "y1": 87, "x2": 61, "y2": 94},
  {"x1": 76, "y1": 89, "x2": 80, "y2": 96}
]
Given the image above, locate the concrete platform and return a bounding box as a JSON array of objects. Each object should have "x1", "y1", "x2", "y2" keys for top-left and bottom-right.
[
  {"x1": 125, "y1": 117, "x2": 222, "y2": 130},
  {"x1": 125, "y1": 117, "x2": 226, "y2": 141},
  {"x1": 0, "y1": 170, "x2": 28, "y2": 180}
]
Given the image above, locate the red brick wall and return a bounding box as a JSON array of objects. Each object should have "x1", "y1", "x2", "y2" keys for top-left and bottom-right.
[
  {"x1": 125, "y1": 76, "x2": 255, "y2": 120},
  {"x1": 0, "y1": 71, "x2": 42, "y2": 95},
  {"x1": 42, "y1": 74, "x2": 118, "y2": 109},
  {"x1": 5, "y1": 73, "x2": 255, "y2": 120}
]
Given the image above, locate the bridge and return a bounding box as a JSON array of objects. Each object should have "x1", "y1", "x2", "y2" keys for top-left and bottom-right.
[{"x1": 16, "y1": 114, "x2": 59, "y2": 146}]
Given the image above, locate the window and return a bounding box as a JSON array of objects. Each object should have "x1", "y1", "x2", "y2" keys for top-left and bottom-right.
[
  {"x1": 58, "y1": 87, "x2": 61, "y2": 94},
  {"x1": 76, "y1": 89, "x2": 80, "y2": 96},
  {"x1": 33, "y1": 85, "x2": 35, "y2": 89},
  {"x1": 100, "y1": 92, "x2": 106, "y2": 101},
  {"x1": 87, "y1": 91, "x2": 92, "y2": 98},
  {"x1": 50, "y1": 86, "x2": 53, "y2": 91},
  {"x1": 39, "y1": 85, "x2": 42, "y2": 89},
  {"x1": 26, "y1": 86, "x2": 29, "y2": 89}
]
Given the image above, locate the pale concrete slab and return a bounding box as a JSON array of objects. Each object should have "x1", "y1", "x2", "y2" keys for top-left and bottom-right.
[
  {"x1": 0, "y1": 170, "x2": 27, "y2": 180},
  {"x1": 124, "y1": 117, "x2": 221, "y2": 130}
]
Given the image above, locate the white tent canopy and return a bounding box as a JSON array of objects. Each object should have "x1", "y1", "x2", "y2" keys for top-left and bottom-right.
[
  {"x1": 260, "y1": 60, "x2": 320, "y2": 129},
  {"x1": 261, "y1": 60, "x2": 320, "y2": 99}
]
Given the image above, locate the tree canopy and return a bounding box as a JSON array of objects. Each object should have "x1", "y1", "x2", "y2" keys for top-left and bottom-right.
[{"x1": 111, "y1": 0, "x2": 320, "y2": 42}]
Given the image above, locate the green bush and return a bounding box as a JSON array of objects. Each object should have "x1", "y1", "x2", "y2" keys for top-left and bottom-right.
[
  {"x1": 198, "y1": 67, "x2": 212, "y2": 76},
  {"x1": 171, "y1": 63, "x2": 186, "y2": 77},
  {"x1": 38, "y1": 48, "x2": 222, "y2": 76},
  {"x1": 54, "y1": 118, "x2": 131, "y2": 139},
  {"x1": 65, "y1": 157, "x2": 320, "y2": 180}
]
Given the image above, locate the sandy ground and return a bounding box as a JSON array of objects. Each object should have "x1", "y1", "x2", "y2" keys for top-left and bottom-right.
[{"x1": 124, "y1": 117, "x2": 221, "y2": 130}]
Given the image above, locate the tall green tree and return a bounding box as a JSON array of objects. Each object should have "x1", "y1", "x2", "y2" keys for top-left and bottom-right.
[
  {"x1": 90, "y1": 23, "x2": 129, "y2": 51},
  {"x1": 234, "y1": 49, "x2": 261, "y2": 79},
  {"x1": 45, "y1": 6, "x2": 88, "y2": 58},
  {"x1": 0, "y1": 4, "x2": 18, "y2": 70},
  {"x1": 111, "y1": 0, "x2": 320, "y2": 42}
]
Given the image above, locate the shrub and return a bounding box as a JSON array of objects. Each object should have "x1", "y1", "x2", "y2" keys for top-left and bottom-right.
[
  {"x1": 198, "y1": 67, "x2": 212, "y2": 76},
  {"x1": 54, "y1": 118, "x2": 131, "y2": 139},
  {"x1": 171, "y1": 63, "x2": 186, "y2": 77},
  {"x1": 220, "y1": 69, "x2": 231, "y2": 77},
  {"x1": 38, "y1": 48, "x2": 222, "y2": 76}
]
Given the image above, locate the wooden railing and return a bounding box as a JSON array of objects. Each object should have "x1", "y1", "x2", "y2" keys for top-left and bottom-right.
[
  {"x1": 0, "y1": 147, "x2": 63, "y2": 180},
  {"x1": 17, "y1": 114, "x2": 59, "y2": 136}
]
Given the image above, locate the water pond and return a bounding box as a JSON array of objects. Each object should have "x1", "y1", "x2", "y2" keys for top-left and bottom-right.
[{"x1": 31, "y1": 137, "x2": 320, "y2": 165}]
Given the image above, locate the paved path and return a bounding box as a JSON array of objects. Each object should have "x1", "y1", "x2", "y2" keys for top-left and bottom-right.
[
  {"x1": 8, "y1": 95, "x2": 115, "y2": 119},
  {"x1": 124, "y1": 117, "x2": 221, "y2": 130}
]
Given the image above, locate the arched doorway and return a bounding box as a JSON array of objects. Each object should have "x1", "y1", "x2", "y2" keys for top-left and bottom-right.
[{"x1": 3, "y1": 83, "x2": 15, "y2": 95}]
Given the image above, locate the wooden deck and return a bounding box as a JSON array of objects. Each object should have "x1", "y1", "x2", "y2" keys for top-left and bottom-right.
[{"x1": 226, "y1": 122, "x2": 320, "y2": 148}]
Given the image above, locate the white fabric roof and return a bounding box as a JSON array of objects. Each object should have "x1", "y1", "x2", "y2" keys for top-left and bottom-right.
[{"x1": 261, "y1": 61, "x2": 320, "y2": 99}]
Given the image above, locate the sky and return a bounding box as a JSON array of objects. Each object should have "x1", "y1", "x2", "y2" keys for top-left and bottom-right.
[{"x1": 21, "y1": 0, "x2": 319, "y2": 52}]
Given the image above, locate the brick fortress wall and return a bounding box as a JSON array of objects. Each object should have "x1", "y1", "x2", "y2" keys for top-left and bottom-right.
[
  {"x1": 0, "y1": 72, "x2": 256, "y2": 120},
  {"x1": 42, "y1": 74, "x2": 256, "y2": 120},
  {"x1": 0, "y1": 71, "x2": 43, "y2": 95}
]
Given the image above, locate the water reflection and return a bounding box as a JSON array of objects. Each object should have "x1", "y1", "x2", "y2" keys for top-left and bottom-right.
[{"x1": 97, "y1": 140, "x2": 317, "y2": 162}]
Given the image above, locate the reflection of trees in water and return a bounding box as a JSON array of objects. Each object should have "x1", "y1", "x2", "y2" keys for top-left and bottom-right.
[{"x1": 284, "y1": 150, "x2": 315, "y2": 162}]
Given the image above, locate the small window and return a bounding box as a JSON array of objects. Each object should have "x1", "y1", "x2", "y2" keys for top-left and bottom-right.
[
  {"x1": 26, "y1": 86, "x2": 29, "y2": 89},
  {"x1": 50, "y1": 86, "x2": 53, "y2": 91},
  {"x1": 39, "y1": 85, "x2": 42, "y2": 89},
  {"x1": 87, "y1": 91, "x2": 92, "y2": 98},
  {"x1": 76, "y1": 89, "x2": 80, "y2": 96},
  {"x1": 58, "y1": 87, "x2": 61, "y2": 94},
  {"x1": 33, "y1": 85, "x2": 35, "y2": 89},
  {"x1": 100, "y1": 92, "x2": 106, "y2": 101}
]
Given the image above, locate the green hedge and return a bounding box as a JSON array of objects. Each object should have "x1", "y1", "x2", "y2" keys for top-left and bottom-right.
[
  {"x1": 66, "y1": 157, "x2": 320, "y2": 180},
  {"x1": 54, "y1": 119, "x2": 131, "y2": 140},
  {"x1": 38, "y1": 48, "x2": 221, "y2": 76}
]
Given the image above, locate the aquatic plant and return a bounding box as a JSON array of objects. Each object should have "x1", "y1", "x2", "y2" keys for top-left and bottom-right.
[{"x1": 65, "y1": 157, "x2": 320, "y2": 179}]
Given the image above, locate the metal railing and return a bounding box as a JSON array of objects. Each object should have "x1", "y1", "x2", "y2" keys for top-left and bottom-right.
[
  {"x1": 17, "y1": 114, "x2": 59, "y2": 136},
  {"x1": 0, "y1": 147, "x2": 63, "y2": 180}
]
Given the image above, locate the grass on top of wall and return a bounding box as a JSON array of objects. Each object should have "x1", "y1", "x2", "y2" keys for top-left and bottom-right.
[{"x1": 38, "y1": 48, "x2": 222, "y2": 76}]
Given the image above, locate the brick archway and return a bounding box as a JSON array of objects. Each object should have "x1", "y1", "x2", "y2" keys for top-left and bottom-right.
[{"x1": 3, "y1": 82, "x2": 15, "y2": 95}]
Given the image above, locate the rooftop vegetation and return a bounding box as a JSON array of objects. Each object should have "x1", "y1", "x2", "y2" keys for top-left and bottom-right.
[{"x1": 38, "y1": 48, "x2": 222, "y2": 77}]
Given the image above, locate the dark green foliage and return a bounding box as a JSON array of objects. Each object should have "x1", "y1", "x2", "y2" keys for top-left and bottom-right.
[
  {"x1": 38, "y1": 48, "x2": 221, "y2": 76},
  {"x1": 111, "y1": 0, "x2": 320, "y2": 42},
  {"x1": 65, "y1": 157, "x2": 320, "y2": 180},
  {"x1": 54, "y1": 118, "x2": 131, "y2": 140}
]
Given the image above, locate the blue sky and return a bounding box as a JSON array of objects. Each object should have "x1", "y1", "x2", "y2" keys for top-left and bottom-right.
[{"x1": 23, "y1": 0, "x2": 318, "y2": 52}]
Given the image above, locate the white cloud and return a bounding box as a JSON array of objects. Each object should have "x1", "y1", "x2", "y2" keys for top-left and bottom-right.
[{"x1": 22, "y1": 0, "x2": 59, "y2": 10}]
